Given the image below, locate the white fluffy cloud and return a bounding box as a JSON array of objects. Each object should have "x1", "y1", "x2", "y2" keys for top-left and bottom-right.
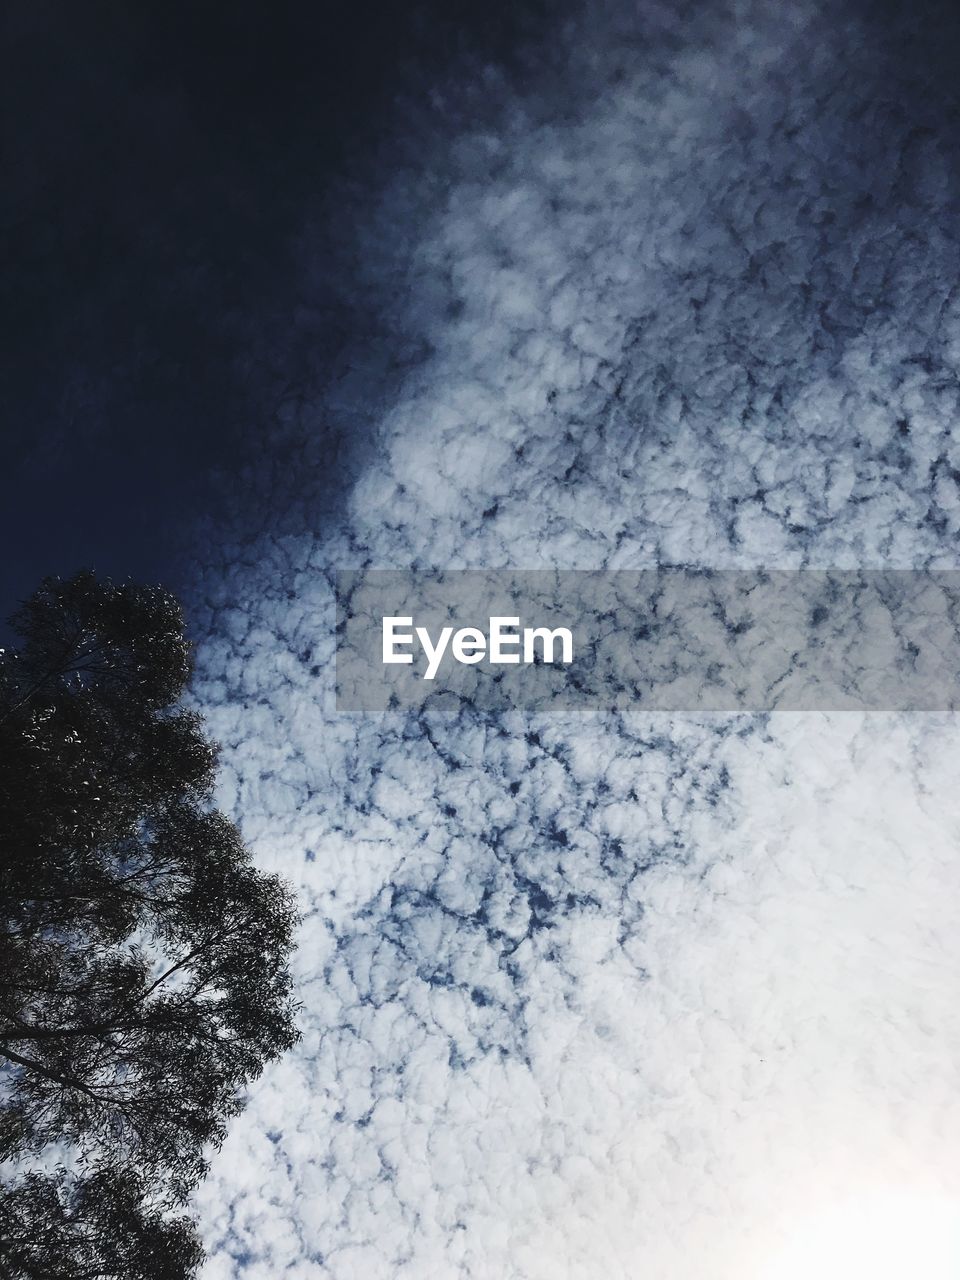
[{"x1": 185, "y1": 1, "x2": 960, "y2": 1275}]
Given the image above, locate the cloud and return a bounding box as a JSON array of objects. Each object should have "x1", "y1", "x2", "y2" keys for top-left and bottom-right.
[{"x1": 185, "y1": 1, "x2": 960, "y2": 1275}]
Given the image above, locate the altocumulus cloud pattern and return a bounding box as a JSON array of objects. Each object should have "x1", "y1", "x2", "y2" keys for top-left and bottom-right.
[{"x1": 184, "y1": 1, "x2": 960, "y2": 1275}]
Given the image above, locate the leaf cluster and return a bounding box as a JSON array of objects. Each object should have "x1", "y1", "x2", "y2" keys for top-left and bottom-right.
[{"x1": 0, "y1": 573, "x2": 300, "y2": 1278}]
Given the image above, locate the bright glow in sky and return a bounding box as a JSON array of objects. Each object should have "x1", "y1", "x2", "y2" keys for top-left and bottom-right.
[{"x1": 759, "y1": 1190, "x2": 960, "y2": 1280}]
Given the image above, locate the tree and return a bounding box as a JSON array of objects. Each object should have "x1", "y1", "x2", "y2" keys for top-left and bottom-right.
[
  {"x1": 0, "y1": 1169, "x2": 203, "y2": 1280},
  {"x1": 0, "y1": 571, "x2": 300, "y2": 1276}
]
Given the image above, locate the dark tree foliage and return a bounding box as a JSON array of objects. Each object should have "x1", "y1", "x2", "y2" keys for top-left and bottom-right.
[
  {"x1": 0, "y1": 1169, "x2": 203, "y2": 1280},
  {"x1": 0, "y1": 571, "x2": 300, "y2": 1277}
]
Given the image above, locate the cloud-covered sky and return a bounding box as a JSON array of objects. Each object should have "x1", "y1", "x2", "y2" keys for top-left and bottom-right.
[{"x1": 160, "y1": 0, "x2": 960, "y2": 1274}]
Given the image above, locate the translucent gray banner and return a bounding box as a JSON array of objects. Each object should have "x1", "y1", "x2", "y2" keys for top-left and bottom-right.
[{"x1": 334, "y1": 570, "x2": 960, "y2": 712}]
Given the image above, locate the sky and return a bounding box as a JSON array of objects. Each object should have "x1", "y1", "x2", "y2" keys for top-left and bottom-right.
[
  {"x1": 7, "y1": 0, "x2": 960, "y2": 1277},
  {"x1": 2, "y1": 0, "x2": 550, "y2": 620}
]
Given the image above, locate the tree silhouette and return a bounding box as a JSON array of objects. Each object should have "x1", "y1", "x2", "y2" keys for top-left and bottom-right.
[
  {"x1": 0, "y1": 572, "x2": 300, "y2": 1276},
  {"x1": 0, "y1": 1169, "x2": 203, "y2": 1280}
]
